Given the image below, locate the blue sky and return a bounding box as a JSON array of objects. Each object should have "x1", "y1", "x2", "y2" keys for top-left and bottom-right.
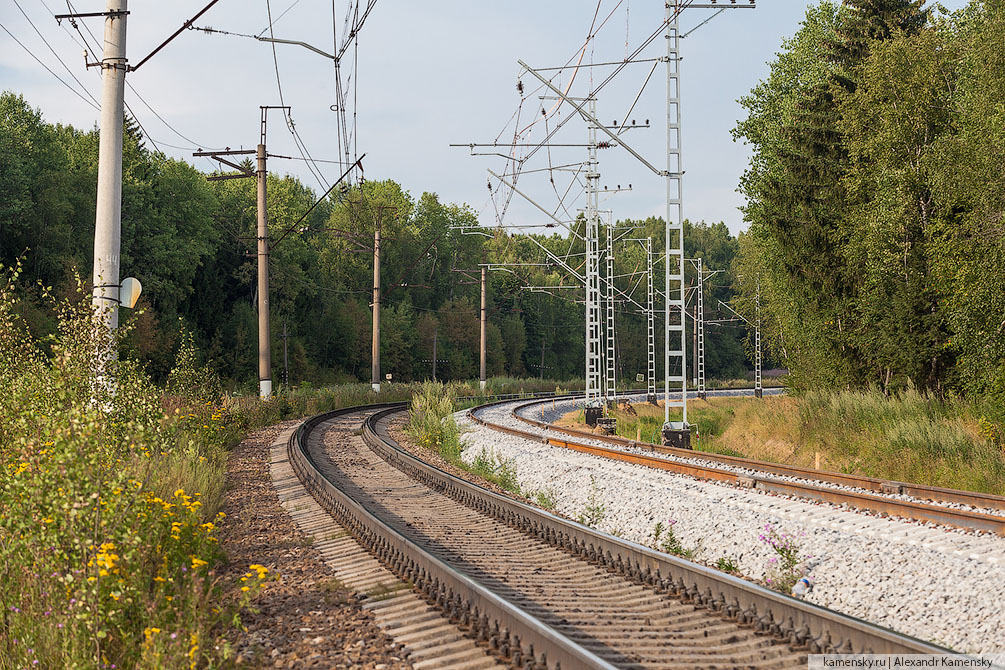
[{"x1": 0, "y1": 1, "x2": 969, "y2": 234}]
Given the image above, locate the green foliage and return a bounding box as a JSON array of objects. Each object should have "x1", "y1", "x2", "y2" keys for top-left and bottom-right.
[
  {"x1": 532, "y1": 488, "x2": 559, "y2": 511},
  {"x1": 0, "y1": 264, "x2": 270, "y2": 669},
  {"x1": 759, "y1": 524, "x2": 806, "y2": 594},
  {"x1": 733, "y1": 1, "x2": 1005, "y2": 398},
  {"x1": 576, "y1": 475, "x2": 607, "y2": 527},
  {"x1": 0, "y1": 89, "x2": 758, "y2": 389},
  {"x1": 607, "y1": 391, "x2": 1004, "y2": 494},
  {"x1": 795, "y1": 386, "x2": 1005, "y2": 492},
  {"x1": 405, "y1": 382, "x2": 462, "y2": 460},
  {"x1": 715, "y1": 556, "x2": 740, "y2": 574},
  {"x1": 166, "y1": 319, "x2": 222, "y2": 403},
  {"x1": 469, "y1": 447, "x2": 521, "y2": 494},
  {"x1": 651, "y1": 519, "x2": 695, "y2": 559}
]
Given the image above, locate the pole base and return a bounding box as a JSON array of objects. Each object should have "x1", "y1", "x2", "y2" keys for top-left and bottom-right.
[
  {"x1": 697, "y1": 392, "x2": 707, "y2": 400},
  {"x1": 371, "y1": 383, "x2": 380, "y2": 393},
  {"x1": 754, "y1": 387, "x2": 763, "y2": 398},
  {"x1": 479, "y1": 379, "x2": 486, "y2": 391},
  {"x1": 585, "y1": 405, "x2": 603, "y2": 427},
  {"x1": 259, "y1": 379, "x2": 272, "y2": 399},
  {"x1": 662, "y1": 423, "x2": 691, "y2": 449},
  {"x1": 646, "y1": 394, "x2": 658, "y2": 405}
]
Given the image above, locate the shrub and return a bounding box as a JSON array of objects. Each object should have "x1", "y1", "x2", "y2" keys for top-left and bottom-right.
[
  {"x1": 0, "y1": 264, "x2": 266, "y2": 669},
  {"x1": 405, "y1": 382, "x2": 463, "y2": 461}
]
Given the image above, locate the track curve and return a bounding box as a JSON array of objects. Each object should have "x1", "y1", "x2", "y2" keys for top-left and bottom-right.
[
  {"x1": 469, "y1": 395, "x2": 1005, "y2": 535},
  {"x1": 288, "y1": 401, "x2": 949, "y2": 669}
]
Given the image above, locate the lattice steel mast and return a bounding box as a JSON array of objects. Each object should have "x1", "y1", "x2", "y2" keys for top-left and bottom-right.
[
  {"x1": 585, "y1": 98, "x2": 604, "y2": 413},
  {"x1": 663, "y1": 1, "x2": 688, "y2": 442},
  {"x1": 604, "y1": 211, "x2": 617, "y2": 407},
  {"x1": 647, "y1": 237, "x2": 657, "y2": 403}
]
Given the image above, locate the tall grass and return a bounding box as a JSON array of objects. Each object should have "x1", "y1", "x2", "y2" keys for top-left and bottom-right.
[
  {"x1": 794, "y1": 387, "x2": 1005, "y2": 492},
  {"x1": 599, "y1": 389, "x2": 1005, "y2": 494},
  {"x1": 404, "y1": 382, "x2": 463, "y2": 460},
  {"x1": 0, "y1": 253, "x2": 589, "y2": 669},
  {"x1": 0, "y1": 265, "x2": 266, "y2": 669}
]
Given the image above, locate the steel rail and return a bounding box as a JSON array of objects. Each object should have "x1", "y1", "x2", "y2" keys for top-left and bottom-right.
[
  {"x1": 470, "y1": 396, "x2": 1005, "y2": 535},
  {"x1": 289, "y1": 402, "x2": 618, "y2": 669},
  {"x1": 287, "y1": 397, "x2": 953, "y2": 668},
  {"x1": 357, "y1": 405, "x2": 948, "y2": 657},
  {"x1": 512, "y1": 397, "x2": 1005, "y2": 511}
]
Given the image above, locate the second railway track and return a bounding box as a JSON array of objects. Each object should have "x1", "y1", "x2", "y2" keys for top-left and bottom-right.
[
  {"x1": 470, "y1": 394, "x2": 1005, "y2": 536},
  {"x1": 288, "y1": 401, "x2": 948, "y2": 669}
]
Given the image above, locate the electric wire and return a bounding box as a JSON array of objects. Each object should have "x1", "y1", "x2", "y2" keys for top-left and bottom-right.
[
  {"x1": 256, "y1": 0, "x2": 301, "y2": 37},
  {"x1": 0, "y1": 19, "x2": 98, "y2": 110},
  {"x1": 13, "y1": 0, "x2": 98, "y2": 106},
  {"x1": 264, "y1": 0, "x2": 330, "y2": 193},
  {"x1": 57, "y1": 0, "x2": 211, "y2": 153}
]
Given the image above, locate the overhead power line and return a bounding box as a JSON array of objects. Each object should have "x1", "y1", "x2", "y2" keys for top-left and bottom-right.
[
  {"x1": 0, "y1": 20, "x2": 98, "y2": 110},
  {"x1": 12, "y1": 0, "x2": 98, "y2": 106}
]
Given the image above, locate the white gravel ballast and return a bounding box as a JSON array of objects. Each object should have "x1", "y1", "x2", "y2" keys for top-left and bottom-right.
[{"x1": 457, "y1": 405, "x2": 1005, "y2": 655}]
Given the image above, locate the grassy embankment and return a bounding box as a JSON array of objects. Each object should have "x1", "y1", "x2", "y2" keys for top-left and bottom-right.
[
  {"x1": 565, "y1": 391, "x2": 1005, "y2": 495},
  {"x1": 406, "y1": 382, "x2": 564, "y2": 507},
  {"x1": 0, "y1": 262, "x2": 578, "y2": 670}
]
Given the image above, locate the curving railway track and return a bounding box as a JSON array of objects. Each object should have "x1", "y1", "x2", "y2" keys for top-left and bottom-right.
[
  {"x1": 287, "y1": 400, "x2": 948, "y2": 669},
  {"x1": 468, "y1": 394, "x2": 1005, "y2": 536}
]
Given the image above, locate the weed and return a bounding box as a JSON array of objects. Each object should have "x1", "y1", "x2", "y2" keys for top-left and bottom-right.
[
  {"x1": 533, "y1": 488, "x2": 560, "y2": 511},
  {"x1": 715, "y1": 556, "x2": 740, "y2": 573},
  {"x1": 0, "y1": 264, "x2": 276, "y2": 669},
  {"x1": 468, "y1": 448, "x2": 521, "y2": 494},
  {"x1": 404, "y1": 382, "x2": 463, "y2": 461},
  {"x1": 651, "y1": 519, "x2": 698, "y2": 559},
  {"x1": 760, "y1": 523, "x2": 805, "y2": 593},
  {"x1": 365, "y1": 583, "x2": 404, "y2": 602},
  {"x1": 318, "y1": 577, "x2": 353, "y2": 606},
  {"x1": 576, "y1": 476, "x2": 607, "y2": 527},
  {"x1": 602, "y1": 390, "x2": 1005, "y2": 495},
  {"x1": 472, "y1": 448, "x2": 496, "y2": 478},
  {"x1": 495, "y1": 458, "x2": 520, "y2": 493}
]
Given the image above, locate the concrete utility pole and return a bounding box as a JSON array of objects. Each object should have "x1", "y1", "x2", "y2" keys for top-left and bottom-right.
[
  {"x1": 755, "y1": 277, "x2": 763, "y2": 398},
  {"x1": 194, "y1": 106, "x2": 289, "y2": 399},
  {"x1": 281, "y1": 321, "x2": 289, "y2": 390},
  {"x1": 371, "y1": 219, "x2": 381, "y2": 393},
  {"x1": 256, "y1": 141, "x2": 272, "y2": 399},
  {"x1": 480, "y1": 267, "x2": 487, "y2": 390},
  {"x1": 91, "y1": 0, "x2": 128, "y2": 340}
]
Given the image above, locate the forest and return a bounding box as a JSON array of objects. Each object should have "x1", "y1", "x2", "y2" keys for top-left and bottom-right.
[
  {"x1": 5, "y1": 0, "x2": 1005, "y2": 404},
  {"x1": 732, "y1": 0, "x2": 1005, "y2": 400},
  {"x1": 0, "y1": 92, "x2": 749, "y2": 390}
]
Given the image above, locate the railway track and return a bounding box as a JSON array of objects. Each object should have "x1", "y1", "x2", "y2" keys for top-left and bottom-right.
[
  {"x1": 468, "y1": 395, "x2": 1005, "y2": 536},
  {"x1": 288, "y1": 401, "x2": 948, "y2": 669}
]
